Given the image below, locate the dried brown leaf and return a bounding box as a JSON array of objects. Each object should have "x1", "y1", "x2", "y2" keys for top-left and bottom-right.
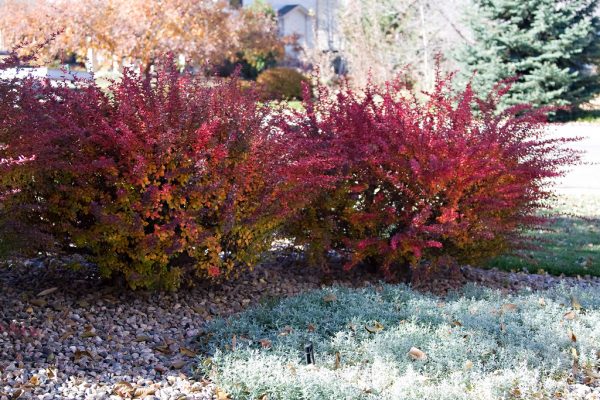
[
  {"x1": 73, "y1": 350, "x2": 93, "y2": 361},
  {"x1": 278, "y1": 326, "x2": 293, "y2": 336},
  {"x1": 215, "y1": 387, "x2": 230, "y2": 400},
  {"x1": 259, "y1": 339, "x2": 272, "y2": 349},
  {"x1": 113, "y1": 381, "x2": 135, "y2": 397},
  {"x1": 60, "y1": 330, "x2": 75, "y2": 341},
  {"x1": 180, "y1": 347, "x2": 197, "y2": 357},
  {"x1": 564, "y1": 311, "x2": 577, "y2": 320},
  {"x1": 153, "y1": 344, "x2": 172, "y2": 354},
  {"x1": 538, "y1": 298, "x2": 546, "y2": 307},
  {"x1": 29, "y1": 299, "x2": 47, "y2": 307},
  {"x1": 365, "y1": 321, "x2": 384, "y2": 333},
  {"x1": 408, "y1": 347, "x2": 427, "y2": 361},
  {"x1": 37, "y1": 287, "x2": 58, "y2": 297},
  {"x1": 27, "y1": 375, "x2": 39, "y2": 386},
  {"x1": 133, "y1": 386, "x2": 157, "y2": 398},
  {"x1": 322, "y1": 294, "x2": 337, "y2": 303},
  {"x1": 571, "y1": 347, "x2": 579, "y2": 361},
  {"x1": 501, "y1": 303, "x2": 518, "y2": 313},
  {"x1": 464, "y1": 360, "x2": 473, "y2": 370},
  {"x1": 307, "y1": 323, "x2": 316, "y2": 332}
]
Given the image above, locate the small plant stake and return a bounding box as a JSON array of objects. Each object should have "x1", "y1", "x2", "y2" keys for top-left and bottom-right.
[{"x1": 305, "y1": 342, "x2": 315, "y2": 365}]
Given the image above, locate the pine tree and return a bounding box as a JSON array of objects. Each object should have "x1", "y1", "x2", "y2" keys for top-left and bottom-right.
[{"x1": 458, "y1": 0, "x2": 600, "y2": 110}]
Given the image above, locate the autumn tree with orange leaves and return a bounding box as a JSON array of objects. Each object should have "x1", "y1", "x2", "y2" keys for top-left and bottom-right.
[{"x1": 0, "y1": 0, "x2": 284, "y2": 72}]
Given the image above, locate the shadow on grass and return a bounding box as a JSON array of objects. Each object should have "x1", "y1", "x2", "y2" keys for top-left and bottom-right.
[{"x1": 486, "y1": 214, "x2": 600, "y2": 277}]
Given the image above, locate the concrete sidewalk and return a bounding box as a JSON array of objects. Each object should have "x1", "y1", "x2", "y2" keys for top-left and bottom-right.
[{"x1": 546, "y1": 123, "x2": 600, "y2": 194}]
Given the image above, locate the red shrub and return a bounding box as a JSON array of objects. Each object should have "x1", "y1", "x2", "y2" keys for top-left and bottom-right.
[
  {"x1": 282, "y1": 71, "x2": 579, "y2": 277},
  {"x1": 0, "y1": 59, "x2": 286, "y2": 289}
]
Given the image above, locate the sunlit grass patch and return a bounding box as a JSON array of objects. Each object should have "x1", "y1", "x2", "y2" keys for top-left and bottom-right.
[
  {"x1": 486, "y1": 193, "x2": 600, "y2": 277},
  {"x1": 197, "y1": 285, "x2": 600, "y2": 399}
]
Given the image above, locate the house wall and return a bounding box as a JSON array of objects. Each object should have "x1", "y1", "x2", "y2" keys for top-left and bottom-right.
[
  {"x1": 279, "y1": 7, "x2": 314, "y2": 49},
  {"x1": 245, "y1": 0, "x2": 339, "y2": 52}
]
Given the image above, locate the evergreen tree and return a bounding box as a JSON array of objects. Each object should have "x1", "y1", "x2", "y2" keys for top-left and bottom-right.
[{"x1": 458, "y1": 0, "x2": 600, "y2": 110}]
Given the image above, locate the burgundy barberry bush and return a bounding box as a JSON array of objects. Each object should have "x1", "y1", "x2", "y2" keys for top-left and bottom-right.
[
  {"x1": 0, "y1": 50, "x2": 49, "y2": 256},
  {"x1": 0, "y1": 59, "x2": 286, "y2": 289},
  {"x1": 282, "y1": 71, "x2": 579, "y2": 277}
]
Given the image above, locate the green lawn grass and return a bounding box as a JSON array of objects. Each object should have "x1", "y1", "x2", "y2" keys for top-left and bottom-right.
[
  {"x1": 485, "y1": 193, "x2": 600, "y2": 277},
  {"x1": 198, "y1": 284, "x2": 600, "y2": 399}
]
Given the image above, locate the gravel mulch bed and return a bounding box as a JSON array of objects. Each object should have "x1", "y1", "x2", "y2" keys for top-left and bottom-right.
[
  {"x1": 1, "y1": 254, "x2": 599, "y2": 399},
  {"x1": 0, "y1": 254, "x2": 375, "y2": 400}
]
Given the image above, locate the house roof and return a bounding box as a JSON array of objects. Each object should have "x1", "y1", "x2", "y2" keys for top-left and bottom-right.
[{"x1": 278, "y1": 4, "x2": 309, "y2": 17}]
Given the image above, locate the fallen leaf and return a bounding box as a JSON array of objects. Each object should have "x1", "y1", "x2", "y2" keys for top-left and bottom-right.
[
  {"x1": 365, "y1": 321, "x2": 384, "y2": 333},
  {"x1": 37, "y1": 287, "x2": 58, "y2": 297},
  {"x1": 60, "y1": 330, "x2": 75, "y2": 341},
  {"x1": 322, "y1": 293, "x2": 337, "y2": 303},
  {"x1": 25, "y1": 307, "x2": 33, "y2": 314},
  {"x1": 571, "y1": 347, "x2": 578, "y2": 361},
  {"x1": 564, "y1": 311, "x2": 577, "y2": 320},
  {"x1": 47, "y1": 368, "x2": 57, "y2": 380},
  {"x1": 29, "y1": 299, "x2": 47, "y2": 307},
  {"x1": 171, "y1": 359, "x2": 186, "y2": 369},
  {"x1": 153, "y1": 344, "x2": 172, "y2": 354},
  {"x1": 408, "y1": 347, "x2": 427, "y2": 361},
  {"x1": 451, "y1": 320, "x2": 462, "y2": 327},
  {"x1": 278, "y1": 326, "x2": 294, "y2": 336},
  {"x1": 11, "y1": 389, "x2": 23, "y2": 399},
  {"x1": 538, "y1": 298, "x2": 546, "y2": 307},
  {"x1": 231, "y1": 335, "x2": 237, "y2": 351},
  {"x1": 259, "y1": 339, "x2": 272, "y2": 349},
  {"x1": 571, "y1": 296, "x2": 582, "y2": 311},
  {"x1": 215, "y1": 387, "x2": 229, "y2": 400},
  {"x1": 133, "y1": 387, "x2": 157, "y2": 398},
  {"x1": 334, "y1": 352, "x2": 341, "y2": 370},
  {"x1": 134, "y1": 335, "x2": 151, "y2": 342},
  {"x1": 113, "y1": 381, "x2": 135, "y2": 397},
  {"x1": 583, "y1": 376, "x2": 596, "y2": 385},
  {"x1": 464, "y1": 359, "x2": 473, "y2": 370},
  {"x1": 572, "y1": 360, "x2": 579, "y2": 376},
  {"x1": 569, "y1": 330, "x2": 577, "y2": 342},
  {"x1": 81, "y1": 331, "x2": 96, "y2": 339},
  {"x1": 501, "y1": 303, "x2": 518, "y2": 313},
  {"x1": 307, "y1": 323, "x2": 316, "y2": 332},
  {"x1": 180, "y1": 347, "x2": 197, "y2": 357},
  {"x1": 73, "y1": 350, "x2": 93, "y2": 361},
  {"x1": 27, "y1": 375, "x2": 39, "y2": 386},
  {"x1": 584, "y1": 367, "x2": 600, "y2": 379}
]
